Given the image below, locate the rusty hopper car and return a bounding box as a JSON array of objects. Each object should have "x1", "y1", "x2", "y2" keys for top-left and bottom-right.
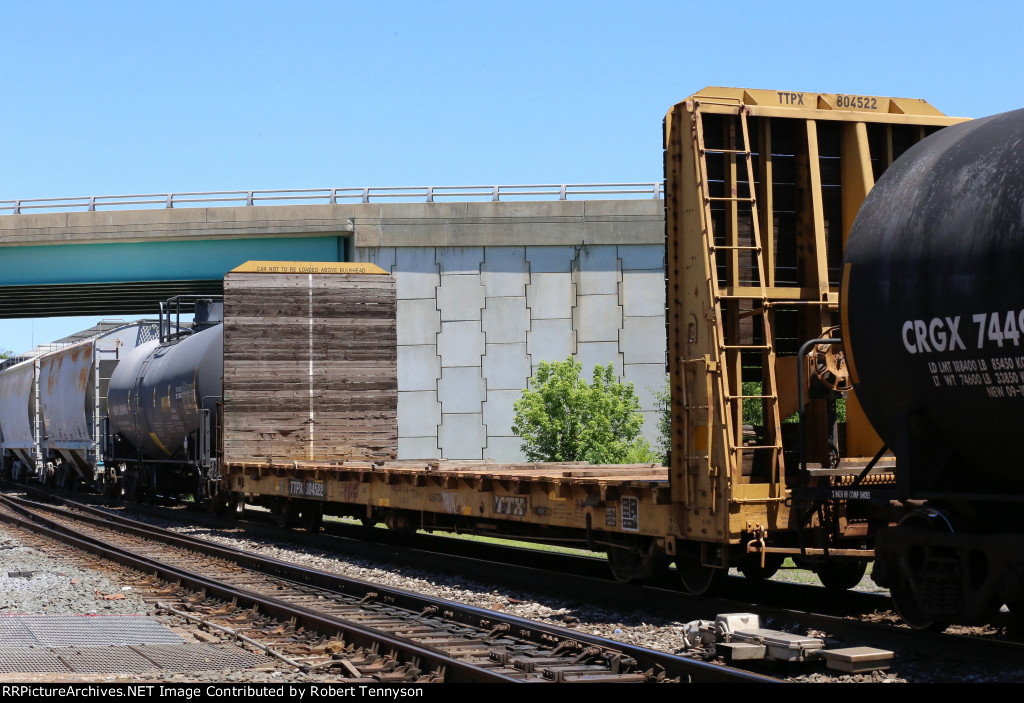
[{"x1": 0, "y1": 320, "x2": 161, "y2": 488}]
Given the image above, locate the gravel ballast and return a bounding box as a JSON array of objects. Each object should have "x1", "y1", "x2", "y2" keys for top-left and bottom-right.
[{"x1": 0, "y1": 528, "x2": 149, "y2": 616}]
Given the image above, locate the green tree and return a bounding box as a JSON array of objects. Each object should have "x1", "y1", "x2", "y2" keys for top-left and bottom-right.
[
  {"x1": 654, "y1": 378, "x2": 671, "y2": 465},
  {"x1": 512, "y1": 357, "x2": 653, "y2": 464}
]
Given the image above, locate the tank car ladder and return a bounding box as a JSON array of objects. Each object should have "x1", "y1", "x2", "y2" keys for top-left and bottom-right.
[{"x1": 691, "y1": 103, "x2": 784, "y2": 488}]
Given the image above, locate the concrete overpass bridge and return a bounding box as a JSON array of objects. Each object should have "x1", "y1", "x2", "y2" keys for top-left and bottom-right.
[
  {"x1": 0, "y1": 184, "x2": 663, "y2": 316},
  {"x1": 0, "y1": 184, "x2": 667, "y2": 461}
]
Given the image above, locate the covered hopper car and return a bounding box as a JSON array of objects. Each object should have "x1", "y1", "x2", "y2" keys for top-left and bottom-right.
[{"x1": 0, "y1": 320, "x2": 162, "y2": 489}]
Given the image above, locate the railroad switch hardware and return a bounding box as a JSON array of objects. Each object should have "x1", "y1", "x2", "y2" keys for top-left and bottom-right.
[
  {"x1": 726, "y1": 629, "x2": 823, "y2": 663},
  {"x1": 713, "y1": 613, "x2": 822, "y2": 663},
  {"x1": 682, "y1": 614, "x2": 893, "y2": 672}
]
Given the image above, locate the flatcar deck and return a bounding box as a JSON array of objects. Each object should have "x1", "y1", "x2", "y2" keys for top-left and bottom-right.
[
  {"x1": 233, "y1": 459, "x2": 667, "y2": 484},
  {"x1": 226, "y1": 459, "x2": 673, "y2": 541}
]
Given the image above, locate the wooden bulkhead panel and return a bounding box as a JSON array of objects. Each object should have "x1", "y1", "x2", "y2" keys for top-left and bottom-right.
[{"x1": 222, "y1": 262, "x2": 398, "y2": 464}]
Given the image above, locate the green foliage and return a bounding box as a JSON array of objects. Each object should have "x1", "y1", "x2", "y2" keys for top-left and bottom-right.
[
  {"x1": 742, "y1": 381, "x2": 768, "y2": 426},
  {"x1": 0, "y1": 349, "x2": 11, "y2": 360},
  {"x1": 742, "y1": 381, "x2": 845, "y2": 425},
  {"x1": 654, "y1": 378, "x2": 671, "y2": 465},
  {"x1": 622, "y1": 438, "x2": 659, "y2": 464},
  {"x1": 512, "y1": 357, "x2": 649, "y2": 464}
]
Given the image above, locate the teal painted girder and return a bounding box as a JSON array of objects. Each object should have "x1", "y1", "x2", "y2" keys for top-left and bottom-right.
[{"x1": 1, "y1": 235, "x2": 347, "y2": 286}]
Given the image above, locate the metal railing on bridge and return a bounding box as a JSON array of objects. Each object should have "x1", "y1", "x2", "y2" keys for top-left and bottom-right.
[{"x1": 0, "y1": 183, "x2": 663, "y2": 215}]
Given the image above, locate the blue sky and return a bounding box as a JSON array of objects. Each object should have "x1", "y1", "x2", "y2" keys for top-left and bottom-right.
[{"x1": 1, "y1": 0, "x2": 1021, "y2": 352}]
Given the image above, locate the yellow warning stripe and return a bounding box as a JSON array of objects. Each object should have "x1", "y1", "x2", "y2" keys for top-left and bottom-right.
[{"x1": 229, "y1": 261, "x2": 387, "y2": 275}]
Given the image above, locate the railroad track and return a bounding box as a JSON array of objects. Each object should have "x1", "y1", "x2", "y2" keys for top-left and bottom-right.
[
  {"x1": 46, "y1": 488, "x2": 906, "y2": 628},
  {"x1": 14, "y1": 485, "x2": 1024, "y2": 682},
  {"x1": 0, "y1": 493, "x2": 777, "y2": 683},
  {"x1": 23, "y1": 482, "x2": 892, "y2": 617}
]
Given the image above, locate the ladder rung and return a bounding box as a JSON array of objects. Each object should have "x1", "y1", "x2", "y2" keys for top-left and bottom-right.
[
  {"x1": 726, "y1": 395, "x2": 777, "y2": 401},
  {"x1": 721, "y1": 344, "x2": 771, "y2": 350},
  {"x1": 733, "y1": 445, "x2": 783, "y2": 452},
  {"x1": 710, "y1": 245, "x2": 761, "y2": 252},
  {"x1": 700, "y1": 148, "x2": 751, "y2": 156},
  {"x1": 706, "y1": 196, "x2": 755, "y2": 203}
]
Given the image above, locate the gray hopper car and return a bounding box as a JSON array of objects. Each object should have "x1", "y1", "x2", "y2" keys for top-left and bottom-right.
[{"x1": 0, "y1": 320, "x2": 161, "y2": 489}]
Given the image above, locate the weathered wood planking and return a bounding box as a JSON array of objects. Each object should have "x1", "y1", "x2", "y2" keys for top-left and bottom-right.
[
  {"x1": 222, "y1": 271, "x2": 397, "y2": 463},
  {"x1": 227, "y1": 458, "x2": 669, "y2": 487}
]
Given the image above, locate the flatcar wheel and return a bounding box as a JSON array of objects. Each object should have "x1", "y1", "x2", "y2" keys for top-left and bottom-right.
[
  {"x1": 231, "y1": 492, "x2": 246, "y2": 519},
  {"x1": 676, "y1": 557, "x2": 726, "y2": 596},
  {"x1": 301, "y1": 502, "x2": 323, "y2": 533},
  {"x1": 738, "y1": 554, "x2": 785, "y2": 582},
  {"x1": 384, "y1": 510, "x2": 417, "y2": 537},
  {"x1": 273, "y1": 499, "x2": 297, "y2": 528},
  {"x1": 607, "y1": 540, "x2": 668, "y2": 584},
  {"x1": 607, "y1": 546, "x2": 645, "y2": 583},
  {"x1": 814, "y1": 561, "x2": 868, "y2": 591}
]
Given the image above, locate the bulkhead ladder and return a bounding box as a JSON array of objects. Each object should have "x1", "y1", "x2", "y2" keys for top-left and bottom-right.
[{"x1": 692, "y1": 104, "x2": 783, "y2": 486}]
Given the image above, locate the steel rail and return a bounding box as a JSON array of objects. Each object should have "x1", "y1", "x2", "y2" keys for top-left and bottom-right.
[{"x1": 0, "y1": 496, "x2": 520, "y2": 683}]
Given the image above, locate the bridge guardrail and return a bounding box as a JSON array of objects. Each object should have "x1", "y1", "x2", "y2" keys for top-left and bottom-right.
[{"x1": 0, "y1": 183, "x2": 663, "y2": 215}]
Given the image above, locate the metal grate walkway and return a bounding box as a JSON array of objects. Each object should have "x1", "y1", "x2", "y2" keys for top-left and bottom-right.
[{"x1": 0, "y1": 615, "x2": 268, "y2": 674}]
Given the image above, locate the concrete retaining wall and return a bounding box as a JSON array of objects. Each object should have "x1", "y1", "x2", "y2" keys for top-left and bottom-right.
[{"x1": 353, "y1": 199, "x2": 667, "y2": 461}]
